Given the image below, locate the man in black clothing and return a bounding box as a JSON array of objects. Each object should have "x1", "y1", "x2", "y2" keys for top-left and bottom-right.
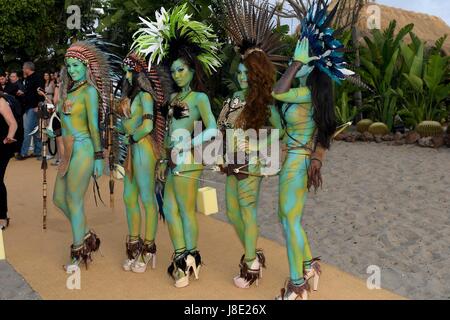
[{"x1": 16, "y1": 62, "x2": 44, "y2": 160}]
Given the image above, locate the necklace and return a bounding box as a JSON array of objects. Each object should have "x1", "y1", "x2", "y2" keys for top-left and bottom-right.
[
  {"x1": 173, "y1": 88, "x2": 192, "y2": 104},
  {"x1": 68, "y1": 80, "x2": 87, "y2": 93}
]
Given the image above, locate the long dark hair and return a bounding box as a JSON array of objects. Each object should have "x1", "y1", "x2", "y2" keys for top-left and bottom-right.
[
  {"x1": 121, "y1": 71, "x2": 141, "y2": 102},
  {"x1": 306, "y1": 67, "x2": 337, "y2": 149}
]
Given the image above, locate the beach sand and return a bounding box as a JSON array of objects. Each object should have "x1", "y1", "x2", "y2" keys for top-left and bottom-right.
[
  {"x1": 206, "y1": 141, "x2": 450, "y2": 300},
  {"x1": 0, "y1": 145, "x2": 405, "y2": 300}
]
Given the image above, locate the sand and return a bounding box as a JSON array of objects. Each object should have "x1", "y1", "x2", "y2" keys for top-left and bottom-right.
[
  {"x1": 0, "y1": 149, "x2": 404, "y2": 300},
  {"x1": 207, "y1": 141, "x2": 450, "y2": 299}
]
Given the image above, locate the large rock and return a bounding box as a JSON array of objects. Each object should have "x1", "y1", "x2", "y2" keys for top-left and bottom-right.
[
  {"x1": 432, "y1": 135, "x2": 444, "y2": 148},
  {"x1": 382, "y1": 134, "x2": 394, "y2": 141},
  {"x1": 418, "y1": 137, "x2": 433, "y2": 147},
  {"x1": 405, "y1": 131, "x2": 420, "y2": 144}
]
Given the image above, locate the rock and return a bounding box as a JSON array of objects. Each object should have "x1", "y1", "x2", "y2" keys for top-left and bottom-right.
[
  {"x1": 334, "y1": 133, "x2": 345, "y2": 141},
  {"x1": 345, "y1": 134, "x2": 356, "y2": 142},
  {"x1": 382, "y1": 134, "x2": 394, "y2": 141},
  {"x1": 394, "y1": 132, "x2": 404, "y2": 141},
  {"x1": 362, "y1": 131, "x2": 374, "y2": 142},
  {"x1": 418, "y1": 137, "x2": 433, "y2": 147},
  {"x1": 432, "y1": 135, "x2": 444, "y2": 148},
  {"x1": 405, "y1": 131, "x2": 420, "y2": 144},
  {"x1": 444, "y1": 134, "x2": 450, "y2": 147},
  {"x1": 374, "y1": 135, "x2": 383, "y2": 143}
]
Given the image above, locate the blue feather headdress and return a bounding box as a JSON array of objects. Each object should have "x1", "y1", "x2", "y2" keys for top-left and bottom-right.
[{"x1": 300, "y1": 0, "x2": 355, "y2": 84}]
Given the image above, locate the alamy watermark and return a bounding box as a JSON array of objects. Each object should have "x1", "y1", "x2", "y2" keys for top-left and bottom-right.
[
  {"x1": 66, "y1": 265, "x2": 81, "y2": 290},
  {"x1": 169, "y1": 121, "x2": 281, "y2": 174},
  {"x1": 366, "y1": 4, "x2": 381, "y2": 30},
  {"x1": 366, "y1": 265, "x2": 381, "y2": 290},
  {"x1": 67, "y1": 5, "x2": 81, "y2": 30}
]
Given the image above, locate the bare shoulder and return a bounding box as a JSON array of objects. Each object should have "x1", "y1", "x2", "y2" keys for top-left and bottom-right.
[
  {"x1": 140, "y1": 91, "x2": 154, "y2": 102},
  {"x1": 192, "y1": 91, "x2": 209, "y2": 103},
  {"x1": 83, "y1": 84, "x2": 99, "y2": 98}
]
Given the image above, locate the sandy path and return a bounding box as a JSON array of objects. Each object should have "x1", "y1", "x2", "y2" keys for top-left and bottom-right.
[{"x1": 1, "y1": 150, "x2": 403, "y2": 300}]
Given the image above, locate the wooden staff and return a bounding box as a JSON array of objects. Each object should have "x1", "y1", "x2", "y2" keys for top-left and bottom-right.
[
  {"x1": 108, "y1": 91, "x2": 115, "y2": 208},
  {"x1": 40, "y1": 115, "x2": 48, "y2": 230}
]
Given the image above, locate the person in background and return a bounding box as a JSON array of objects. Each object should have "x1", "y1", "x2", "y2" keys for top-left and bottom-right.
[
  {"x1": 0, "y1": 93, "x2": 19, "y2": 230},
  {"x1": 44, "y1": 72, "x2": 55, "y2": 102},
  {"x1": 16, "y1": 62, "x2": 44, "y2": 160},
  {"x1": 0, "y1": 73, "x2": 6, "y2": 92},
  {"x1": 5, "y1": 72, "x2": 24, "y2": 98},
  {"x1": 50, "y1": 72, "x2": 63, "y2": 166}
]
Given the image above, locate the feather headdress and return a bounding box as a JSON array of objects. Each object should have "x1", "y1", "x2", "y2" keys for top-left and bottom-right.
[
  {"x1": 120, "y1": 51, "x2": 174, "y2": 157},
  {"x1": 131, "y1": 4, "x2": 222, "y2": 76},
  {"x1": 224, "y1": 0, "x2": 288, "y2": 69},
  {"x1": 63, "y1": 41, "x2": 113, "y2": 148},
  {"x1": 299, "y1": 0, "x2": 355, "y2": 84}
]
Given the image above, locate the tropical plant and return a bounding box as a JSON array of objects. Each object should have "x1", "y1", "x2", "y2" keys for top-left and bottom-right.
[
  {"x1": 335, "y1": 91, "x2": 358, "y2": 125},
  {"x1": 359, "y1": 20, "x2": 414, "y2": 130},
  {"x1": 396, "y1": 34, "x2": 450, "y2": 128}
]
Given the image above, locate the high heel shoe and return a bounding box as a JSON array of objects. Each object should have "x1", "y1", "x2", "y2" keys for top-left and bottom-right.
[
  {"x1": 275, "y1": 279, "x2": 309, "y2": 300},
  {"x1": 186, "y1": 251, "x2": 201, "y2": 280},
  {"x1": 84, "y1": 230, "x2": 101, "y2": 254},
  {"x1": 304, "y1": 257, "x2": 321, "y2": 291},
  {"x1": 132, "y1": 240, "x2": 157, "y2": 273},
  {"x1": 63, "y1": 243, "x2": 89, "y2": 271},
  {"x1": 167, "y1": 251, "x2": 189, "y2": 288},
  {"x1": 123, "y1": 236, "x2": 143, "y2": 271},
  {"x1": 233, "y1": 250, "x2": 266, "y2": 289}
]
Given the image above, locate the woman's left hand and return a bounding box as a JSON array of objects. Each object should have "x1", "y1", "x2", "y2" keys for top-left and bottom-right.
[
  {"x1": 307, "y1": 156, "x2": 323, "y2": 191},
  {"x1": 294, "y1": 38, "x2": 320, "y2": 64},
  {"x1": 93, "y1": 159, "x2": 104, "y2": 178}
]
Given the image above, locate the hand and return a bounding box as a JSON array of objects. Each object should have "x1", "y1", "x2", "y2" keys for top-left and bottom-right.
[
  {"x1": 157, "y1": 162, "x2": 167, "y2": 181},
  {"x1": 294, "y1": 38, "x2": 320, "y2": 64},
  {"x1": 17, "y1": 90, "x2": 24, "y2": 96},
  {"x1": 3, "y1": 136, "x2": 16, "y2": 144},
  {"x1": 307, "y1": 157, "x2": 323, "y2": 192},
  {"x1": 37, "y1": 88, "x2": 46, "y2": 97},
  {"x1": 93, "y1": 159, "x2": 104, "y2": 178},
  {"x1": 44, "y1": 128, "x2": 56, "y2": 139},
  {"x1": 33, "y1": 107, "x2": 38, "y2": 113}
]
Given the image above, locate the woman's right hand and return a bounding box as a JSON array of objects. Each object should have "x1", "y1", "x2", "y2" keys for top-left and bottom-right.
[
  {"x1": 157, "y1": 162, "x2": 167, "y2": 181},
  {"x1": 294, "y1": 38, "x2": 319, "y2": 64}
]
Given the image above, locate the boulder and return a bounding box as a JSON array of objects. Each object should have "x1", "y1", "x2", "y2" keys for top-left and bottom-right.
[{"x1": 405, "y1": 131, "x2": 420, "y2": 144}]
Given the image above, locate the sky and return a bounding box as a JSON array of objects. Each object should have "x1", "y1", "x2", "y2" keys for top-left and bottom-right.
[
  {"x1": 375, "y1": 0, "x2": 450, "y2": 26},
  {"x1": 272, "y1": 0, "x2": 450, "y2": 30}
]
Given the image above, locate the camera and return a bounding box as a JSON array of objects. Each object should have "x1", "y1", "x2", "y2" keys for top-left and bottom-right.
[{"x1": 37, "y1": 101, "x2": 55, "y2": 120}]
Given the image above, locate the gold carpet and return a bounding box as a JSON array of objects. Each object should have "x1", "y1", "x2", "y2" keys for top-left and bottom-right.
[{"x1": 3, "y1": 158, "x2": 404, "y2": 300}]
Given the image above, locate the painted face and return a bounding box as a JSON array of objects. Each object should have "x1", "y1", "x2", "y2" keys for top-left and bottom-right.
[
  {"x1": 295, "y1": 63, "x2": 314, "y2": 79},
  {"x1": 237, "y1": 63, "x2": 248, "y2": 90},
  {"x1": 171, "y1": 59, "x2": 194, "y2": 89},
  {"x1": 122, "y1": 64, "x2": 133, "y2": 84},
  {"x1": 66, "y1": 58, "x2": 87, "y2": 82}
]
